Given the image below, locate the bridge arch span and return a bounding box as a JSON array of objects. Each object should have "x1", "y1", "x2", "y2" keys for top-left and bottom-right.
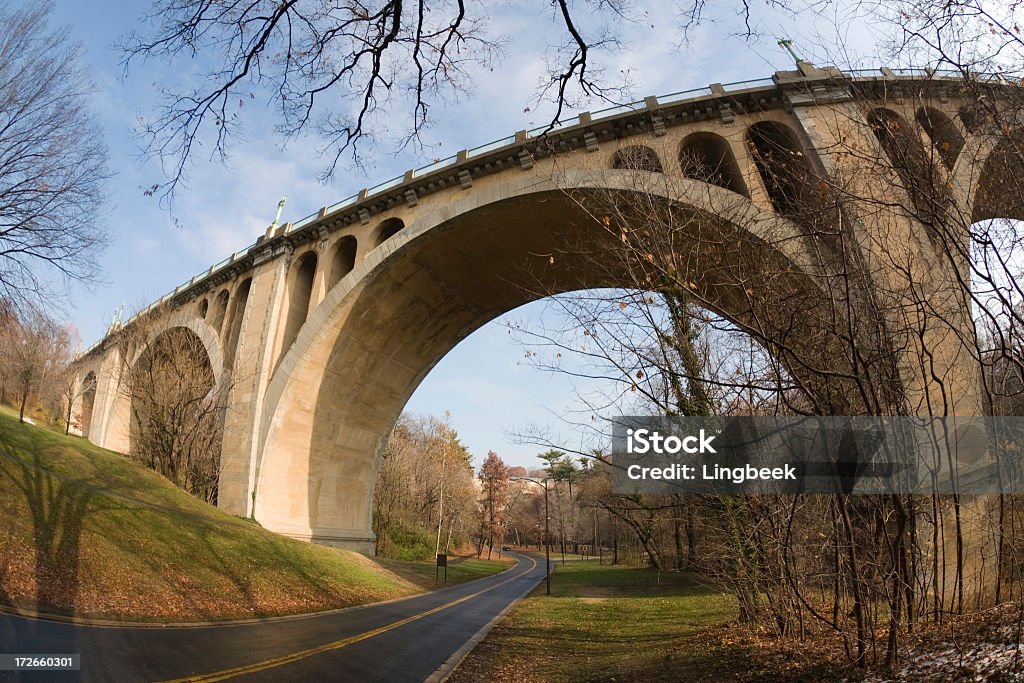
[
  {"x1": 251, "y1": 170, "x2": 837, "y2": 548},
  {"x1": 126, "y1": 325, "x2": 219, "y2": 452},
  {"x1": 128, "y1": 317, "x2": 226, "y2": 383},
  {"x1": 966, "y1": 132, "x2": 1024, "y2": 223},
  {"x1": 95, "y1": 318, "x2": 226, "y2": 454},
  {"x1": 77, "y1": 371, "x2": 97, "y2": 438}
]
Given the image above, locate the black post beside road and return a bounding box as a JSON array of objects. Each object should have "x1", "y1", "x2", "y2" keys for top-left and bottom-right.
[{"x1": 436, "y1": 553, "x2": 447, "y2": 584}]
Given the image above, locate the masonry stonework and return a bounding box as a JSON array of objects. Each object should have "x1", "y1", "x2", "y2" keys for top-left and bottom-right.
[{"x1": 71, "y1": 65, "x2": 1019, "y2": 564}]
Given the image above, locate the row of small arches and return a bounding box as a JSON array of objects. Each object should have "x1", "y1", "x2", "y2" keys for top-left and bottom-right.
[
  {"x1": 194, "y1": 216, "x2": 409, "y2": 368},
  {"x1": 609, "y1": 105, "x2": 969, "y2": 217},
  {"x1": 196, "y1": 278, "x2": 252, "y2": 367},
  {"x1": 609, "y1": 122, "x2": 818, "y2": 216},
  {"x1": 277, "y1": 217, "x2": 405, "y2": 362}
]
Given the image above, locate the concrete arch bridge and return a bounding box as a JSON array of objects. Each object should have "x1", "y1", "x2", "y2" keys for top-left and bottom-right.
[{"x1": 73, "y1": 63, "x2": 1024, "y2": 553}]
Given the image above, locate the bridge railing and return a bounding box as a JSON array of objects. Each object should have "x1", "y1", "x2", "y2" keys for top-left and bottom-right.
[
  {"x1": 290, "y1": 212, "x2": 320, "y2": 231},
  {"x1": 85, "y1": 66, "x2": 1007, "y2": 356},
  {"x1": 279, "y1": 67, "x2": 984, "y2": 244},
  {"x1": 325, "y1": 193, "x2": 361, "y2": 215},
  {"x1": 844, "y1": 66, "x2": 1008, "y2": 81}
]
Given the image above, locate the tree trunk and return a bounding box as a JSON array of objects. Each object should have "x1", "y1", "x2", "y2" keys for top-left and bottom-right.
[
  {"x1": 954, "y1": 493, "x2": 964, "y2": 614},
  {"x1": 685, "y1": 500, "x2": 697, "y2": 569},
  {"x1": 673, "y1": 496, "x2": 684, "y2": 571},
  {"x1": 837, "y1": 495, "x2": 867, "y2": 667},
  {"x1": 613, "y1": 518, "x2": 619, "y2": 565},
  {"x1": 886, "y1": 494, "x2": 909, "y2": 666},
  {"x1": 906, "y1": 496, "x2": 917, "y2": 632}
]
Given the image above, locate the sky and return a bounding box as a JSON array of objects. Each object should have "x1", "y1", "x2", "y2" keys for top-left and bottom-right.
[{"x1": 42, "y1": 0, "x2": 887, "y2": 470}]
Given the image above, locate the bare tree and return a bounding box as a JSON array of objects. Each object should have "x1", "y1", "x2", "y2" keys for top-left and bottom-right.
[
  {"x1": 0, "y1": 3, "x2": 109, "y2": 313},
  {"x1": 120, "y1": 0, "x2": 831, "y2": 199},
  {"x1": 1, "y1": 308, "x2": 73, "y2": 423},
  {"x1": 115, "y1": 310, "x2": 230, "y2": 503},
  {"x1": 477, "y1": 450, "x2": 510, "y2": 559},
  {"x1": 120, "y1": 0, "x2": 504, "y2": 196},
  {"x1": 372, "y1": 412, "x2": 477, "y2": 559}
]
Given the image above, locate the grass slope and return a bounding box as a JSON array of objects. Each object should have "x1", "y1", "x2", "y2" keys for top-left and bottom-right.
[
  {"x1": 377, "y1": 555, "x2": 514, "y2": 589},
  {"x1": 0, "y1": 410, "x2": 425, "y2": 622}
]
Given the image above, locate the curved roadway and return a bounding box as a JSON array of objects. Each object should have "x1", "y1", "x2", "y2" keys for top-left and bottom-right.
[{"x1": 0, "y1": 552, "x2": 543, "y2": 682}]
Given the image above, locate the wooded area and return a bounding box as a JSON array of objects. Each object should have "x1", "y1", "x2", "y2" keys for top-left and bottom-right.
[{"x1": 501, "y1": 64, "x2": 1024, "y2": 667}]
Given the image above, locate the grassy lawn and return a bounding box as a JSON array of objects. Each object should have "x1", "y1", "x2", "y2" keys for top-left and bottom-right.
[
  {"x1": 450, "y1": 559, "x2": 866, "y2": 682},
  {"x1": 449, "y1": 559, "x2": 739, "y2": 682},
  {"x1": 376, "y1": 555, "x2": 512, "y2": 590},
  {"x1": 0, "y1": 409, "x2": 429, "y2": 622}
]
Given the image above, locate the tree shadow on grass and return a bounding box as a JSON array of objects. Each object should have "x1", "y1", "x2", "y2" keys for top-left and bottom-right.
[
  {"x1": 94, "y1": 502, "x2": 389, "y2": 620},
  {"x1": 184, "y1": 522, "x2": 390, "y2": 618},
  {"x1": 0, "y1": 421, "x2": 399, "y2": 621},
  {"x1": 0, "y1": 431, "x2": 97, "y2": 616}
]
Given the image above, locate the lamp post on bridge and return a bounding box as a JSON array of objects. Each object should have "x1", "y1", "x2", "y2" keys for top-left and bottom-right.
[{"x1": 511, "y1": 476, "x2": 550, "y2": 595}]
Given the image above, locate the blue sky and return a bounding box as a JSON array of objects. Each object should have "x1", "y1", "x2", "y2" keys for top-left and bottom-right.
[{"x1": 46, "y1": 0, "x2": 883, "y2": 469}]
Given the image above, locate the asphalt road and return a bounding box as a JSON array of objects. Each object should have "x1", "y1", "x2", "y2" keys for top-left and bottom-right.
[{"x1": 0, "y1": 552, "x2": 543, "y2": 682}]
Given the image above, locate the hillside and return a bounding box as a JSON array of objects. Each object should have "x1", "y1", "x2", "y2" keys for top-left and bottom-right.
[{"x1": 0, "y1": 409, "x2": 422, "y2": 622}]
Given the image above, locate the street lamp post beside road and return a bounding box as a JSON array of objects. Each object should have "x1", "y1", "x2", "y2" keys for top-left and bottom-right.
[{"x1": 512, "y1": 476, "x2": 551, "y2": 595}]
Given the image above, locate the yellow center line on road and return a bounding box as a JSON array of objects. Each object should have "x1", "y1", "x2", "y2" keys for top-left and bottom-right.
[{"x1": 157, "y1": 555, "x2": 538, "y2": 683}]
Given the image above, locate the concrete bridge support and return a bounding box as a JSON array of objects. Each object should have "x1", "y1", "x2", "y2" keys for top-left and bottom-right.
[{"x1": 71, "y1": 66, "x2": 1021, "y2": 561}]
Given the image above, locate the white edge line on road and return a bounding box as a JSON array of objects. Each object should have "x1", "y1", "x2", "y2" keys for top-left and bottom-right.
[{"x1": 426, "y1": 554, "x2": 544, "y2": 683}]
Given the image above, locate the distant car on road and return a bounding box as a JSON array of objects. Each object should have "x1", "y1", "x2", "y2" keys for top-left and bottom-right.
[{"x1": 501, "y1": 546, "x2": 511, "y2": 551}]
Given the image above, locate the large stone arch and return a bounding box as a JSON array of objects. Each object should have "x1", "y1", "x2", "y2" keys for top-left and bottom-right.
[
  {"x1": 126, "y1": 325, "x2": 219, "y2": 456},
  {"x1": 965, "y1": 132, "x2": 1024, "y2": 223},
  {"x1": 96, "y1": 317, "x2": 225, "y2": 454},
  {"x1": 250, "y1": 170, "x2": 844, "y2": 548},
  {"x1": 128, "y1": 317, "x2": 226, "y2": 385},
  {"x1": 79, "y1": 371, "x2": 97, "y2": 438}
]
